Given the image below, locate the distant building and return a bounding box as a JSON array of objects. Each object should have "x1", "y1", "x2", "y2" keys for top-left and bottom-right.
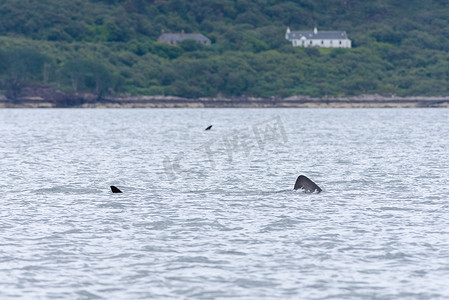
[
  {"x1": 157, "y1": 31, "x2": 211, "y2": 45},
  {"x1": 285, "y1": 27, "x2": 351, "y2": 48}
]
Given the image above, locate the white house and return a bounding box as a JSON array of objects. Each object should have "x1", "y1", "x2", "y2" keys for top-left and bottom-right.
[{"x1": 285, "y1": 27, "x2": 351, "y2": 48}]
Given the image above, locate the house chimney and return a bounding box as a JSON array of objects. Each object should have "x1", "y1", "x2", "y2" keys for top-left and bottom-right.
[
  {"x1": 285, "y1": 27, "x2": 291, "y2": 39},
  {"x1": 314, "y1": 26, "x2": 318, "y2": 34}
]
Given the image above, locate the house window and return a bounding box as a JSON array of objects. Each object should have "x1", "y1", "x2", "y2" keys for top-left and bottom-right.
[
  {"x1": 339, "y1": 41, "x2": 342, "y2": 45},
  {"x1": 310, "y1": 41, "x2": 312, "y2": 45},
  {"x1": 321, "y1": 40, "x2": 324, "y2": 45}
]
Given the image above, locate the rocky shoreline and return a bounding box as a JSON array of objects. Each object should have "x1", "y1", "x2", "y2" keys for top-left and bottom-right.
[{"x1": 1, "y1": 86, "x2": 449, "y2": 108}]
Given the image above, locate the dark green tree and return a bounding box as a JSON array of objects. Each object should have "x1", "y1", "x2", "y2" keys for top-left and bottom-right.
[{"x1": 1, "y1": 47, "x2": 49, "y2": 99}]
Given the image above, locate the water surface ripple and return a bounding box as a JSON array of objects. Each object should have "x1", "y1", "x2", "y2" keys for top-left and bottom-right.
[{"x1": 1, "y1": 108, "x2": 448, "y2": 299}]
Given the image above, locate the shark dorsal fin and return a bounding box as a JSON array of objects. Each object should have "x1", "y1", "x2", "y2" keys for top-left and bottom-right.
[
  {"x1": 294, "y1": 175, "x2": 322, "y2": 193},
  {"x1": 110, "y1": 186, "x2": 123, "y2": 193}
]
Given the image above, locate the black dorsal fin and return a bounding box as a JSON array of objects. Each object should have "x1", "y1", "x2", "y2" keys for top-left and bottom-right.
[
  {"x1": 110, "y1": 186, "x2": 122, "y2": 193},
  {"x1": 294, "y1": 175, "x2": 322, "y2": 193}
]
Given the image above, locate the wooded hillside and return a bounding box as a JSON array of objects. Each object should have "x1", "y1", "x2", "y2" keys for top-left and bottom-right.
[{"x1": 1, "y1": 0, "x2": 449, "y2": 98}]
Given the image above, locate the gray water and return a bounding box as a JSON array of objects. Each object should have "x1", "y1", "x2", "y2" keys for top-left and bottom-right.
[{"x1": 1, "y1": 108, "x2": 448, "y2": 299}]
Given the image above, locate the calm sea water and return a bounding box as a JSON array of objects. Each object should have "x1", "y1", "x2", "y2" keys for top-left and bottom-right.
[{"x1": 1, "y1": 108, "x2": 449, "y2": 299}]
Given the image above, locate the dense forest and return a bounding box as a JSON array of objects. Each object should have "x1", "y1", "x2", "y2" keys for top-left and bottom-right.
[{"x1": 1, "y1": 0, "x2": 449, "y2": 99}]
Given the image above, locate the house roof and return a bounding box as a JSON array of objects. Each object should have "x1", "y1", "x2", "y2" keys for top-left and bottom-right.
[
  {"x1": 287, "y1": 30, "x2": 349, "y2": 40},
  {"x1": 158, "y1": 33, "x2": 210, "y2": 43}
]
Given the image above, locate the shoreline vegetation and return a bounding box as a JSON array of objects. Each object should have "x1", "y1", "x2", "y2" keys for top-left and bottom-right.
[
  {"x1": 3, "y1": 1, "x2": 449, "y2": 103},
  {"x1": 1, "y1": 87, "x2": 449, "y2": 108}
]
